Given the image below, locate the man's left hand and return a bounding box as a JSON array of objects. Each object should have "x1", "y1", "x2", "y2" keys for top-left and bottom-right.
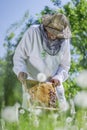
[{"x1": 49, "y1": 78, "x2": 60, "y2": 86}]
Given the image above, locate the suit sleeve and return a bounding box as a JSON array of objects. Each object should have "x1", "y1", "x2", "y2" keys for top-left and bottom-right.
[
  {"x1": 53, "y1": 39, "x2": 71, "y2": 83},
  {"x1": 13, "y1": 28, "x2": 32, "y2": 77}
]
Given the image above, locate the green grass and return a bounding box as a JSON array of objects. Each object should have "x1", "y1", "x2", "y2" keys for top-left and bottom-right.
[{"x1": 1, "y1": 107, "x2": 87, "y2": 130}]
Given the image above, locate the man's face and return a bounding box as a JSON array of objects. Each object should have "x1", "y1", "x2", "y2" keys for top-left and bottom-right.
[{"x1": 46, "y1": 30, "x2": 58, "y2": 40}]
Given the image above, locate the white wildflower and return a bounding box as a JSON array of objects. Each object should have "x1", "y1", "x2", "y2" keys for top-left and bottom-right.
[
  {"x1": 85, "y1": 122, "x2": 87, "y2": 126},
  {"x1": 1, "y1": 103, "x2": 20, "y2": 122},
  {"x1": 52, "y1": 113, "x2": 59, "y2": 120},
  {"x1": 70, "y1": 125, "x2": 78, "y2": 130},
  {"x1": 59, "y1": 101, "x2": 69, "y2": 112},
  {"x1": 33, "y1": 119, "x2": 39, "y2": 127},
  {"x1": 74, "y1": 91, "x2": 87, "y2": 108},
  {"x1": 34, "y1": 109, "x2": 42, "y2": 116},
  {"x1": 80, "y1": 128, "x2": 84, "y2": 130},
  {"x1": 76, "y1": 70, "x2": 87, "y2": 88},
  {"x1": 19, "y1": 109, "x2": 25, "y2": 114},
  {"x1": 69, "y1": 99, "x2": 76, "y2": 115},
  {"x1": 83, "y1": 112, "x2": 87, "y2": 120},
  {"x1": 0, "y1": 119, "x2": 5, "y2": 130},
  {"x1": 66, "y1": 117, "x2": 73, "y2": 123},
  {"x1": 37, "y1": 73, "x2": 47, "y2": 82}
]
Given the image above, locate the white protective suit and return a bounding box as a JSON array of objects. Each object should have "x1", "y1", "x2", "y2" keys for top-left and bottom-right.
[{"x1": 13, "y1": 25, "x2": 71, "y2": 110}]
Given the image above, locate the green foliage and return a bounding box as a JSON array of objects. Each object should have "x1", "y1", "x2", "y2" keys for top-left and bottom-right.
[
  {"x1": 3, "y1": 36, "x2": 19, "y2": 105},
  {"x1": 35, "y1": 6, "x2": 57, "y2": 25},
  {"x1": 40, "y1": 6, "x2": 57, "y2": 15},
  {"x1": 51, "y1": 0, "x2": 61, "y2": 6},
  {"x1": 0, "y1": 59, "x2": 6, "y2": 111},
  {"x1": 59, "y1": 0, "x2": 87, "y2": 98},
  {"x1": 69, "y1": 0, "x2": 87, "y2": 67},
  {"x1": 7, "y1": 32, "x2": 15, "y2": 41}
]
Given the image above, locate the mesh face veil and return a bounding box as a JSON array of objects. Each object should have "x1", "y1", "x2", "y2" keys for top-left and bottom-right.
[{"x1": 40, "y1": 24, "x2": 64, "y2": 56}]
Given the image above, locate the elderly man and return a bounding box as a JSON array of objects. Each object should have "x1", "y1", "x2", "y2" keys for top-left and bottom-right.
[{"x1": 13, "y1": 13, "x2": 71, "y2": 111}]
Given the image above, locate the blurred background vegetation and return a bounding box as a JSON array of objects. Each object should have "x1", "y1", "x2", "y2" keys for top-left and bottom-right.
[{"x1": 0, "y1": 0, "x2": 87, "y2": 111}]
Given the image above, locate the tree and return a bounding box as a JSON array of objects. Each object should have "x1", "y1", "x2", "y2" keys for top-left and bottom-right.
[
  {"x1": 51, "y1": 0, "x2": 61, "y2": 6},
  {"x1": 61, "y1": 0, "x2": 87, "y2": 98}
]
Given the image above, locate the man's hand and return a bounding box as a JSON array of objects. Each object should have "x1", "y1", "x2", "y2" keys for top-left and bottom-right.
[
  {"x1": 18, "y1": 72, "x2": 28, "y2": 83},
  {"x1": 49, "y1": 78, "x2": 60, "y2": 87}
]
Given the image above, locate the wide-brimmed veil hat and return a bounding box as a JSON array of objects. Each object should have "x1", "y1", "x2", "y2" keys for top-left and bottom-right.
[{"x1": 42, "y1": 13, "x2": 71, "y2": 39}]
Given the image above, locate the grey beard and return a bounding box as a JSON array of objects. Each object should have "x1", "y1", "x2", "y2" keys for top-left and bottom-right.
[{"x1": 39, "y1": 24, "x2": 64, "y2": 56}]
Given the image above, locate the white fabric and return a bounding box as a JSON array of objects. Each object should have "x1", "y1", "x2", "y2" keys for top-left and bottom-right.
[
  {"x1": 13, "y1": 25, "x2": 71, "y2": 108},
  {"x1": 13, "y1": 25, "x2": 71, "y2": 81}
]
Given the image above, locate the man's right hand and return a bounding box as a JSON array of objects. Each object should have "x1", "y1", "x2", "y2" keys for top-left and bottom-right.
[{"x1": 18, "y1": 72, "x2": 28, "y2": 83}]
